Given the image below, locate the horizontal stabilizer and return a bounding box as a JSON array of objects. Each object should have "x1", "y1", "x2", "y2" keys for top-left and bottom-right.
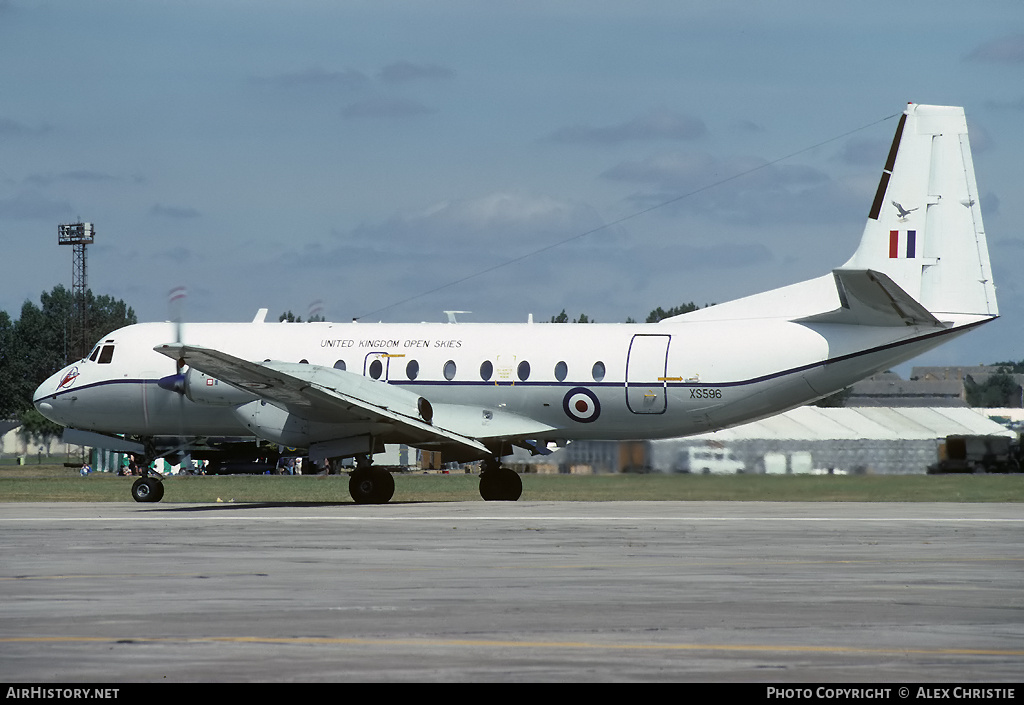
[{"x1": 798, "y1": 269, "x2": 945, "y2": 328}]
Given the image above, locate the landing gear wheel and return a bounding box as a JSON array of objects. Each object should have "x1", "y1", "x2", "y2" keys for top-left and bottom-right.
[
  {"x1": 349, "y1": 468, "x2": 395, "y2": 504},
  {"x1": 479, "y1": 467, "x2": 522, "y2": 501},
  {"x1": 131, "y1": 477, "x2": 164, "y2": 503}
]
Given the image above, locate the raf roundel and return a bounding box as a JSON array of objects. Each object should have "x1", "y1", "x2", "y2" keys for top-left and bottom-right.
[{"x1": 563, "y1": 387, "x2": 601, "y2": 423}]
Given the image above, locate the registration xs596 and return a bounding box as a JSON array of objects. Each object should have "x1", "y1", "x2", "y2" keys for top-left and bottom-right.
[{"x1": 689, "y1": 388, "x2": 722, "y2": 399}]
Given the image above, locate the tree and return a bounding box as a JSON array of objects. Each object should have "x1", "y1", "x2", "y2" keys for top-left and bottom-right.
[
  {"x1": 549, "y1": 310, "x2": 593, "y2": 323},
  {"x1": 645, "y1": 303, "x2": 699, "y2": 323},
  {"x1": 0, "y1": 286, "x2": 136, "y2": 420},
  {"x1": 17, "y1": 407, "x2": 63, "y2": 446},
  {"x1": 0, "y1": 311, "x2": 17, "y2": 418},
  {"x1": 966, "y1": 372, "x2": 1020, "y2": 408},
  {"x1": 278, "y1": 311, "x2": 326, "y2": 323},
  {"x1": 83, "y1": 291, "x2": 137, "y2": 347}
]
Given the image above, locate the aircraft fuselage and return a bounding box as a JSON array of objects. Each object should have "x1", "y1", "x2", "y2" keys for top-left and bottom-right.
[{"x1": 34, "y1": 316, "x2": 972, "y2": 451}]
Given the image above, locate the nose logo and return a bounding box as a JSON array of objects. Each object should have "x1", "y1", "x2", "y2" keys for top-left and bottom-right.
[{"x1": 57, "y1": 367, "x2": 80, "y2": 390}]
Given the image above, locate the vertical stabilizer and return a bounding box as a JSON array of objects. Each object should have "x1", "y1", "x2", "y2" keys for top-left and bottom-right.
[{"x1": 843, "y1": 104, "x2": 997, "y2": 318}]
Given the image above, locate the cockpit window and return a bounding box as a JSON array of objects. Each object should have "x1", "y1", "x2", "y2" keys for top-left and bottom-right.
[
  {"x1": 97, "y1": 345, "x2": 115, "y2": 364},
  {"x1": 88, "y1": 346, "x2": 100, "y2": 362}
]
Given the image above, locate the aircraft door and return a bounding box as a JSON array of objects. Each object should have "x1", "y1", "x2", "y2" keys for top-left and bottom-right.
[
  {"x1": 363, "y1": 352, "x2": 394, "y2": 381},
  {"x1": 625, "y1": 334, "x2": 670, "y2": 414}
]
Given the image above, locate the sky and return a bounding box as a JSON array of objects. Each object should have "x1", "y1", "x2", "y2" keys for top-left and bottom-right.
[{"x1": 1, "y1": 0, "x2": 1022, "y2": 372}]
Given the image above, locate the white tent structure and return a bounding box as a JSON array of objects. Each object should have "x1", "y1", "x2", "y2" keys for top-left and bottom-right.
[{"x1": 650, "y1": 407, "x2": 1015, "y2": 475}]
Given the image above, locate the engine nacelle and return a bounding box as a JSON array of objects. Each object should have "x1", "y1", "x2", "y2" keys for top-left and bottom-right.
[
  {"x1": 184, "y1": 369, "x2": 259, "y2": 406},
  {"x1": 231, "y1": 400, "x2": 378, "y2": 448}
]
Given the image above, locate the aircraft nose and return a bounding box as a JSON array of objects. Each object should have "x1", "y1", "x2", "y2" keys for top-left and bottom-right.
[
  {"x1": 34, "y1": 379, "x2": 56, "y2": 419},
  {"x1": 33, "y1": 368, "x2": 73, "y2": 424},
  {"x1": 34, "y1": 389, "x2": 57, "y2": 423}
]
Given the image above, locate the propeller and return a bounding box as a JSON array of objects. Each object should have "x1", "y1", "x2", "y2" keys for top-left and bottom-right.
[
  {"x1": 154, "y1": 287, "x2": 192, "y2": 471},
  {"x1": 157, "y1": 287, "x2": 188, "y2": 394}
]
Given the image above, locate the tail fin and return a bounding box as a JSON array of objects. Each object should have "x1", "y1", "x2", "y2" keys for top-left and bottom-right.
[{"x1": 842, "y1": 103, "x2": 997, "y2": 319}]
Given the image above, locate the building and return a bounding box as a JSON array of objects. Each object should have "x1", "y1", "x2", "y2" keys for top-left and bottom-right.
[
  {"x1": 847, "y1": 372, "x2": 966, "y2": 407},
  {"x1": 0, "y1": 420, "x2": 85, "y2": 465},
  {"x1": 546, "y1": 406, "x2": 1016, "y2": 476}
]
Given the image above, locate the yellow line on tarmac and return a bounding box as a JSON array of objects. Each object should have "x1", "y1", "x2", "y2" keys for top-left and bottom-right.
[{"x1": 3, "y1": 636, "x2": 1023, "y2": 657}]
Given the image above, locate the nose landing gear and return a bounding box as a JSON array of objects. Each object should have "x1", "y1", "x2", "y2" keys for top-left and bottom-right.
[{"x1": 131, "y1": 476, "x2": 164, "y2": 503}]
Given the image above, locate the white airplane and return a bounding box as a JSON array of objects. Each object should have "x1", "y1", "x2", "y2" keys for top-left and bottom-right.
[{"x1": 33, "y1": 104, "x2": 998, "y2": 504}]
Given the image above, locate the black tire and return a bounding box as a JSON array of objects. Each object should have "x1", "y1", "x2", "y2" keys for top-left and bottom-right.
[
  {"x1": 131, "y1": 477, "x2": 164, "y2": 503},
  {"x1": 349, "y1": 468, "x2": 395, "y2": 504},
  {"x1": 479, "y1": 467, "x2": 522, "y2": 501}
]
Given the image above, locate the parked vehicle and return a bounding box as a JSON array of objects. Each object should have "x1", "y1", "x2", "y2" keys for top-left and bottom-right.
[
  {"x1": 928, "y1": 435, "x2": 1023, "y2": 474},
  {"x1": 674, "y1": 446, "x2": 746, "y2": 474}
]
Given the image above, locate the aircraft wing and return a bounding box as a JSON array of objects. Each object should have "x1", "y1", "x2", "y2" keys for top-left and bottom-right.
[
  {"x1": 797, "y1": 269, "x2": 945, "y2": 328},
  {"x1": 155, "y1": 343, "x2": 555, "y2": 458}
]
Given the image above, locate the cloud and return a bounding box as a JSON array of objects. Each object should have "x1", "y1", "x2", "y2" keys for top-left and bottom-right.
[
  {"x1": 0, "y1": 192, "x2": 73, "y2": 220},
  {"x1": 25, "y1": 171, "x2": 118, "y2": 188},
  {"x1": 966, "y1": 33, "x2": 1024, "y2": 63},
  {"x1": 965, "y1": 121, "x2": 992, "y2": 153},
  {"x1": 835, "y1": 138, "x2": 888, "y2": 166},
  {"x1": 671, "y1": 241, "x2": 772, "y2": 268},
  {"x1": 981, "y1": 191, "x2": 1000, "y2": 217},
  {"x1": 547, "y1": 108, "x2": 707, "y2": 144},
  {"x1": 343, "y1": 191, "x2": 612, "y2": 253},
  {"x1": 601, "y1": 150, "x2": 861, "y2": 225},
  {"x1": 984, "y1": 96, "x2": 1024, "y2": 112},
  {"x1": 149, "y1": 204, "x2": 201, "y2": 219},
  {"x1": 377, "y1": 61, "x2": 455, "y2": 84},
  {"x1": 0, "y1": 116, "x2": 50, "y2": 137},
  {"x1": 342, "y1": 97, "x2": 435, "y2": 119},
  {"x1": 257, "y1": 62, "x2": 452, "y2": 122},
  {"x1": 731, "y1": 119, "x2": 764, "y2": 134},
  {"x1": 257, "y1": 187, "x2": 785, "y2": 323},
  {"x1": 288, "y1": 192, "x2": 630, "y2": 320},
  {"x1": 256, "y1": 67, "x2": 370, "y2": 92}
]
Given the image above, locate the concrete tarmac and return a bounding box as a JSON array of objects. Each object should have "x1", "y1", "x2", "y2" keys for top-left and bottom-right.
[{"x1": 1, "y1": 501, "x2": 1022, "y2": 682}]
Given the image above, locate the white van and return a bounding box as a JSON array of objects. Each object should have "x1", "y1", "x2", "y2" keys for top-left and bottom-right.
[{"x1": 673, "y1": 446, "x2": 746, "y2": 474}]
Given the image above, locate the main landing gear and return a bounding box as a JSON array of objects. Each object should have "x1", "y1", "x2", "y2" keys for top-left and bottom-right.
[
  {"x1": 347, "y1": 455, "x2": 521, "y2": 503},
  {"x1": 348, "y1": 456, "x2": 395, "y2": 505},
  {"x1": 479, "y1": 457, "x2": 522, "y2": 502}
]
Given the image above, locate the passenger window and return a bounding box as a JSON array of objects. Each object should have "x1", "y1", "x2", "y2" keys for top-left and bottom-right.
[
  {"x1": 554, "y1": 361, "x2": 568, "y2": 382},
  {"x1": 480, "y1": 360, "x2": 493, "y2": 381},
  {"x1": 517, "y1": 360, "x2": 531, "y2": 381},
  {"x1": 369, "y1": 359, "x2": 383, "y2": 379},
  {"x1": 592, "y1": 361, "x2": 605, "y2": 382},
  {"x1": 406, "y1": 360, "x2": 419, "y2": 380},
  {"x1": 443, "y1": 360, "x2": 457, "y2": 381},
  {"x1": 98, "y1": 345, "x2": 115, "y2": 364},
  {"x1": 333, "y1": 360, "x2": 346, "y2": 371}
]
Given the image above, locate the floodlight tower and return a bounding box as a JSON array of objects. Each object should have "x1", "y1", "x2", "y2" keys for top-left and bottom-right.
[{"x1": 58, "y1": 222, "x2": 95, "y2": 360}]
